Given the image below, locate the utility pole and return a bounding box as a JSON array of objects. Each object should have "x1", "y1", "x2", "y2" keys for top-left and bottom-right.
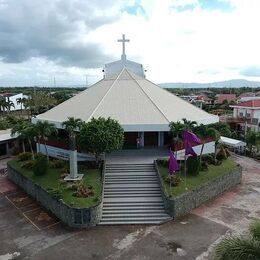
[{"x1": 54, "y1": 77, "x2": 56, "y2": 88}]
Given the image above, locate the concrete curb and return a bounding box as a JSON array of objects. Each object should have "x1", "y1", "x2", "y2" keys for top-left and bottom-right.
[
  {"x1": 7, "y1": 163, "x2": 104, "y2": 228},
  {"x1": 155, "y1": 160, "x2": 242, "y2": 219}
]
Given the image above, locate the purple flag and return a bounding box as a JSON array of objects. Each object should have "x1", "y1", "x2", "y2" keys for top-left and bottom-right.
[
  {"x1": 169, "y1": 149, "x2": 180, "y2": 174},
  {"x1": 182, "y1": 131, "x2": 202, "y2": 145},
  {"x1": 185, "y1": 142, "x2": 197, "y2": 157}
]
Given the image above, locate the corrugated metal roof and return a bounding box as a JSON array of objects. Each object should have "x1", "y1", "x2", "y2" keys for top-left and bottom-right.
[{"x1": 34, "y1": 68, "x2": 218, "y2": 129}]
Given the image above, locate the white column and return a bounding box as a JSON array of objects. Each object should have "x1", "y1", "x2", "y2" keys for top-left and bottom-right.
[
  {"x1": 158, "y1": 132, "x2": 164, "y2": 147},
  {"x1": 69, "y1": 150, "x2": 78, "y2": 179},
  {"x1": 65, "y1": 150, "x2": 83, "y2": 180},
  {"x1": 140, "y1": 132, "x2": 144, "y2": 147}
]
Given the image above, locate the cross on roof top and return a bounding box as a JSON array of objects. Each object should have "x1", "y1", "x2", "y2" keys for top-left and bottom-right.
[{"x1": 117, "y1": 34, "x2": 130, "y2": 61}]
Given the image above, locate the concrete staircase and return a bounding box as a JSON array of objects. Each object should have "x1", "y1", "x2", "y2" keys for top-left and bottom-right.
[{"x1": 99, "y1": 163, "x2": 172, "y2": 225}]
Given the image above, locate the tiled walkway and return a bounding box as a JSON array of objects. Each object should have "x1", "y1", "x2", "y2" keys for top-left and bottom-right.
[
  {"x1": 0, "y1": 174, "x2": 60, "y2": 231},
  {"x1": 106, "y1": 148, "x2": 168, "y2": 164}
]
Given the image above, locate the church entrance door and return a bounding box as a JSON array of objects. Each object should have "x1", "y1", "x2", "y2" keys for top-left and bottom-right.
[
  {"x1": 144, "y1": 132, "x2": 158, "y2": 146},
  {"x1": 124, "y1": 132, "x2": 139, "y2": 148}
]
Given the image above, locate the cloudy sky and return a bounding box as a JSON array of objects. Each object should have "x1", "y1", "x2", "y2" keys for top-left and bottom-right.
[{"x1": 0, "y1": 0, "x2": 260, "y2": 86}]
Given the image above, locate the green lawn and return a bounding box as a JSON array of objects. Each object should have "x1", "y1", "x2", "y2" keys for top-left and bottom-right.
[
  {"x1": 158, "y1": 158, "x2": 238, "y2": 197},
  {"x1": 8, "y1": 160, "x2": 102, "y2": 208}
]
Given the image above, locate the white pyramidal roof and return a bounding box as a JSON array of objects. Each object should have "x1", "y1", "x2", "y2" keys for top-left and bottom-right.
[{"x1": 33, "y1": 68, "x2": 218, "y2": 131}]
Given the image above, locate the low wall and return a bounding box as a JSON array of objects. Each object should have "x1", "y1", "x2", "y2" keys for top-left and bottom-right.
[
  {"x1": 155, "y1": 161, "x2": 242, "y2": 219},
  {"x1": 7, "y1": 164, "x2": 104, "y2": 228}
]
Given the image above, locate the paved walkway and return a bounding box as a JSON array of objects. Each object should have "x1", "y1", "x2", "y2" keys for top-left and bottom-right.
[
  {"x1": 0, "y1": 155, "x2": 260, "y2": 259},
  {"x1": 106, "y1": 148, "x2": 168, "y2": 164}
]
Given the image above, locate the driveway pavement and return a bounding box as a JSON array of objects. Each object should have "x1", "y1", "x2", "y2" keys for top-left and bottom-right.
[{"x1": 0, "y1": 155, "x2": 259, "y2": 260}]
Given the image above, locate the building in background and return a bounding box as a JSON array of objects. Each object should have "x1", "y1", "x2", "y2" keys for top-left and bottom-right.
[
  {"x1": 215, "y1": 94, "x2": 236, "y2": 104},
  {"x1": 0, "y1": 129, "x2": 18, "y2": 158},
  {"x1": 0, "y1": 93, "x2": 28, "y2": 111},
  {"x1": 225, "y1": 100, "x2": 260, "y2": 133}
]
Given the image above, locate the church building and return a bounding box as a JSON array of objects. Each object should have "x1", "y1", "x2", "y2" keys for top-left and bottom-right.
[{"x1": 32, "y1": 35, "x2": 218, "y2": 152}]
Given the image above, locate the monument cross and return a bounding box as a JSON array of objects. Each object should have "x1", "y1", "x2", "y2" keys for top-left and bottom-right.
[{"x1": 117, "y1": 34, "x2": 130, "y2": 61}]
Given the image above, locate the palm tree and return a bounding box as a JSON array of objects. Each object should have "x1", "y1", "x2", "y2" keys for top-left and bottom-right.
[
  {"x1": 245, "y1": 131, "x2": 260, "y2": 156},
  {"x1": 11, "y1": 121, "x2": 36, "y2": 159},
  {"x1": 169, "y1": 121, "x2": 186, "y2": 139},
  {"x1": 16, "y1": 97, "x2": 27, "y2": 111},
  {"x1": 215, "y1": 219, "x2": 260, "y2": 259},
  {"x1": 0, "y1": 98, "x2": 13, "y2": 115},
  {"x1": 6, "y1": 100, "x2": 14, "y2": 114},
  {"x1": 0, "y1": 98, "x2": 6, "y2": 116},
  {"x1": 35, "y1": 121, "x2": 57, "y2": 161},
  {"x1": 182, "y1": 118, "x2": 197, "y2": 131},
  {"x1": 194, "y1": 124, "x2": 220, "y2": 163},
  {"x1": 62, "y1": 117, "x2": 83, "y2": 179},
  {"x1": 11, "y1": 121, "x2": 27, "y2": 153}
]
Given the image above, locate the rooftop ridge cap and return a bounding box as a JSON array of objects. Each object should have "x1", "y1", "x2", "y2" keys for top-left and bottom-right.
[
  {"x1": 127, "y1": 70, "x2": 170, "y2": 123},
  {"x1": 87, "y1": 69, "x2": 125, "y2": 120}
]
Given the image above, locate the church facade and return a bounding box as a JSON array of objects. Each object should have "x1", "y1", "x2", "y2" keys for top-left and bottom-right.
[{"x1": 32, "y1": 35, "x2": 218, "y2": 154}]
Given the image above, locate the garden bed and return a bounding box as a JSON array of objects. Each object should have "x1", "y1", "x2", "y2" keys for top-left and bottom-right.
[
  {"x1": 155, "y1": 158, "x2": 242, "y2": 219},
  {"x1": 7, "y1": 157, "x2": 103, "y2": 227}
]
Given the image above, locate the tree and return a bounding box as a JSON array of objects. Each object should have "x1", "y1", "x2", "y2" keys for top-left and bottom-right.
[
  {"x1": 16, "y1": 97, "x2": 27, "y2": 111},
  {"x1": 169, "y1": 121, "x2": 186, "y2": 141},
  {"x1": 245, "y1": 131, "x2": 260, "y2": 155},
  {"x1": 79, "y1": 117, "x2": 124, "y2": 162},
  {"x1": 5, "y1": 100, "x2": 14, "y2": 114},
  {"x1": 215, "y1": 219, "x2": 260, "y2": 259},
  {"x1": 25, "y1": 91, "x2": 57, "y2": 116},
  {"x1": 0, "y1": 98, "x2": 14, "y2": 115},
  {"x1": 11, "y1": 120, "x2": 36, "y2": 159},
  {"x1": 62, "y1": 117, "x2": 83, "y2": 179},
  {"x1": 182, "y1": 118, "x2": 197, "y2": 131},
  {"x1": 34, "y1": 121, "x2": 57, "y2": 161}
]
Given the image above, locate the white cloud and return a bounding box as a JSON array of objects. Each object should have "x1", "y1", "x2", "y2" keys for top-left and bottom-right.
[{"x1": 0, "y1": 0, "x2": 260, "y2": 86}]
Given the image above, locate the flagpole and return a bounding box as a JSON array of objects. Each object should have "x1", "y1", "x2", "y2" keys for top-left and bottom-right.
[
  {"x1": 184, "y1": 154, "x2": 188, "y2": 190},
  {"x1": 169, "y1": 173, "x2": 172, "y2": 196}
]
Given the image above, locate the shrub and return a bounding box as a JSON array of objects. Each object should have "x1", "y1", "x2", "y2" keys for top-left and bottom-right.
[
  {"x1": 157, "y1": 159, "x2": 168, "y2": 168},
  {"x1": 33, "y1": 155, "x2": 49, "y2": 176},
  {"x1": 215, "y1": 236, "x2": 260, "y2": 260},
  {"x1": 165, "y1": 174, "x2": 182, "y2": 187},
  {"x1": 47, "y1": 188, "x2": 62, "y2": 200},
  {"x1": 202, "y1": 154, "x2": 215, "y2": 164},
  {"x1": 200, "y1": 161, "x2": 209, "y2": 171},
  {"x1": 21, "y1": 160, "x2": 35, "y2": 170},
  {"x1": 250, "y1": 220, "x2": 260, "y2": 241},
  {"x1": 51, "y1": 159, "x2": 66, "y2": 169},
  {"x1": 18, "y1": 152, "x2": 32, "y2": 161},
  {"x1": 34, "y1": 152, "x2": 45, "y2": 160},
  {"x1": 225, "y1": 148, "x2": 231, "y2": 157},
  {"x1": 216, "y1": 147, "x2": 227, "y2": 161},
  {"x1": 73, "y1": 183, "x2": 95, "y2": 198},
  {"x1": 186, "y1": 156, "x2": 200, "y2": 176}
]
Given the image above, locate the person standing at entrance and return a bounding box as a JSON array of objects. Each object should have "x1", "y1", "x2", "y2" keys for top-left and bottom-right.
[{"x1": 136, "y1": 137, "x2": 141, "y2": 149}]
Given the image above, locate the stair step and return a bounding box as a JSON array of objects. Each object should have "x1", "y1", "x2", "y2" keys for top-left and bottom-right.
[
  {"x1": 102, "y1": 213, "x2": 169, "y2": 219},
  {"x1": 104, "y1": 195, "x2": 161, "y2": 199},
  {"x1": 99, "y1": 216, "x2": 171, "y2": 222},
  {"x1": 102, "y1": 209, "x2": 165, "y2": 214},
  {"x1": 105, "y1": 177, "x2": 157, "y2": 181},
  {"x1": 100, "y1": 162, "x2": 170, "y2": 225},
  {"x1": 98, "y1": 220, "x2": 167, "y2": 225},
  {"x1": 105, "y1": 184, "x2": 160, "y2": 188},
  {"x1": 104, "y1": 190, "x2": 161, "y2": 194}
]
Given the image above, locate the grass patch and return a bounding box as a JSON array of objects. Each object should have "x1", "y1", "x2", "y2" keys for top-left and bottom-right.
[
  {"x1": 8, "y1": 160, "x2": 102, "y2": 208},
  {"x1": 158, "y1": 158, "x2": 238, "y2": 197}
]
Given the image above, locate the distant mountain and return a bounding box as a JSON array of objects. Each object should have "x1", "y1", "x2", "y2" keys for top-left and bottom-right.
[{"x1": 159, "y1": 79, "x2": 260, "y2": 89}]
